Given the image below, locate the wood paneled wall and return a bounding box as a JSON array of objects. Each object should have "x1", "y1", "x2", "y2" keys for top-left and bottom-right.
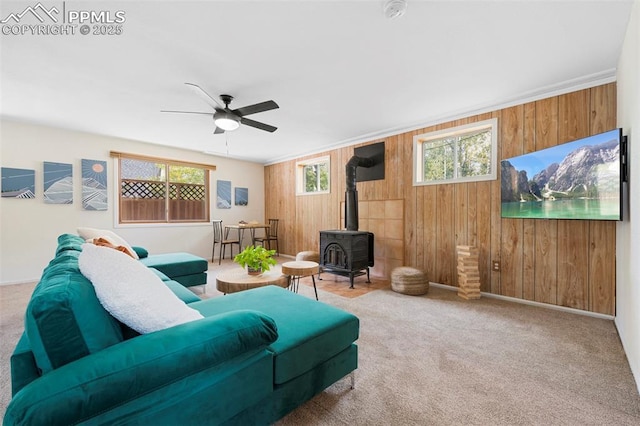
[{"x1": 264, "y1": 83, "x2": 617, "y2": 315}]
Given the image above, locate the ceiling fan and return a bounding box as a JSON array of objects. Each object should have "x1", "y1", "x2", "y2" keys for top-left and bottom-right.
[{"x1": 162, "y1": 83, "x2": 279, "y2": 134}]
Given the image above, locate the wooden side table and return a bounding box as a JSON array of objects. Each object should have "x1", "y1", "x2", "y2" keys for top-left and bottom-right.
[
  {"x1": 282, "y1": 261, "x2": 320, "y2": 300},
  {"x1": 216, "y1": 267, "x2": 288, "y2": 294}
]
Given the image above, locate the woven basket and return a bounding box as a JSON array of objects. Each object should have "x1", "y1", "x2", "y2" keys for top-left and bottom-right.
[{"x1": 391, "y1": 267, "x2": 428, "y2": 295}]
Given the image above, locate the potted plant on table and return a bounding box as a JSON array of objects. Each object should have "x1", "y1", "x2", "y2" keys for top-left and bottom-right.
[{"x1": 234, "y1": 245, "x2": 277, "y2": 275}]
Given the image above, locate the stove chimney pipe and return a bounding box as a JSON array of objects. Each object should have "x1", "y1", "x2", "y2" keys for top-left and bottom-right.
[{"x1": 345, "y1": 155, "x2": 374, "y2": 231}]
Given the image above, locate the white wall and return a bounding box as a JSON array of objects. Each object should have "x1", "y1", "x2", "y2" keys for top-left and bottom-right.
[
  {"x1": 616, "y1": 0, "x2": 640, "y2": 393},
  {"x1": 0, "y1": 120, "x2": 266, "y2": 285}
]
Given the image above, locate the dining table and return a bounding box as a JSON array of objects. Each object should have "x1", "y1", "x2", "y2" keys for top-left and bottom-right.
[{"x1": 224, "y1": 222, "x2": 270, "y2": 251}]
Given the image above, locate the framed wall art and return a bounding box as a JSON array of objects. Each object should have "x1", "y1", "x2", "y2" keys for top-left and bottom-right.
[
  {"x1": 217, "y1": 180, "x2": 231, "y2": 209},
  {"x1": 235, "y1": 187, "x2": 248, "y2": 206},
  {"x1": 1, "y1": 167, "x2": 35, "y2": 198},
  {"x1": 82, "y1": 159, "x2": 107, "y2": 211},
  {"x1": 44, "y1": 161, "x2": 73, "y2": 204}
]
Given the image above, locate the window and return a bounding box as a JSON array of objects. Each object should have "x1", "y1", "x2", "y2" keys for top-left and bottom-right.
[
  {"x1": 113, "y1": 152, "x2": 212, "y2": 224},
  {"x1": 296, "y1": 156, "x2": 330, "y2": 195},
  {"x1": 413, "y1": 118, "x2": 498, "y2": 186}
]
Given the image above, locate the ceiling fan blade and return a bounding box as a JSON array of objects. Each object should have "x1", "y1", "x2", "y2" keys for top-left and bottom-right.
[
  {"x1": 161, "y1": 110, "x2": 212, "y2": 115},
  {"x1": 241, "y1": 117, "x2": 277, "y2": 133},
  {"x1": 233, "y1": 100, "x2": 279, "y2": 117},
  {"x1": 213, "y1": 126, "x2": 225, "y2": 134},
  {"x1": 184, "y1": 83, "x2": 223, "y2": 110}
]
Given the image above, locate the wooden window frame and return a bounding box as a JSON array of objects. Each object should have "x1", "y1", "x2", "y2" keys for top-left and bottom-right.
[
  {"x1": 413, "y1": 118, "x2": 498, "y2": 186},
  {"x1": 111, "y1": 151, "x2": 214, "y2": 224},
  {"x1": 296, "y1": 155, "x2": 331, "y2": 196}
]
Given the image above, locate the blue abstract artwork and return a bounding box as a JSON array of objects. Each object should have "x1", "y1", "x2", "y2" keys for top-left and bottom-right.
[
  {"x1": 82, "y1": 159, "x2": 107, "y2": 210},
  {"x1": 44, "y1": 162, "x2": 73, "y2": 204},
  {"x1": 235, "y1": 187, "x2": 248, "y2": 206},
  {"x1": 217, "y1": 180, "x2": 231, "y2": 209},
  {"x1": 1, "y1": 167, "x2": 35, "y2": 198}
]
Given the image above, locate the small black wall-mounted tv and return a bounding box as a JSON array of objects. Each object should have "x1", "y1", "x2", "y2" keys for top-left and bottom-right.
[
  {"x1": 354, "y1": 141, "x2": 385, "y2": 182},
  {"x1": 501, "y1": 128, "x2": 626, "y2": 221}
]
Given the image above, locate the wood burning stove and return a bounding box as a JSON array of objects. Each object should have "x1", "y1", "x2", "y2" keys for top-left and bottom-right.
[
  {"x1": 319, "y1": 154, "x2": 376, "y2": 288},
  {"x1": 320, "y1": 230, "x2": 374, "y2": 288}
]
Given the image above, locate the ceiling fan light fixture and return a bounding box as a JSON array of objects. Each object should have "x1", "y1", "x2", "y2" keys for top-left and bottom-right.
[
  {"x1": 383, "y1": 0, "x2": 407, "y2": 19},
  {"x1": 166, "y1": 84, "x2": 278, "y2": 133},
  {"x1": 214, "y1": 112, "x2": 240, "y2": 131}
]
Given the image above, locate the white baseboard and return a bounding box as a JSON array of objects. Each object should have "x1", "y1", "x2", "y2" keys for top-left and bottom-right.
[{"x1": 429, "y1": 282, "x2": 615, "y2": 321}]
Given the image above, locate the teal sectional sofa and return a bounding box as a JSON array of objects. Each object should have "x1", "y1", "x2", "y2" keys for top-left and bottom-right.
[{"x1": 4, "y1": 234, "x2": 359, "y2": 425}]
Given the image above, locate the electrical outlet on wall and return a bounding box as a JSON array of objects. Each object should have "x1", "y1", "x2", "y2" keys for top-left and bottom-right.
[{"x1": 492, "y1": 260, "x2": 500, "y2": 272}]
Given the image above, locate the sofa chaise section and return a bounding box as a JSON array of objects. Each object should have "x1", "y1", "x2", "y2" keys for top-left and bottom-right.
[
  {"x1": 191, "y1": 286, "x2": 359, "y2": 422},
  {"x1": 139, "y1": 251, "x2": 208, "y2": 287}
]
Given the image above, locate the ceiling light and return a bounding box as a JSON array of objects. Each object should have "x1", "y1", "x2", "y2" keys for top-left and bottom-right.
[
  {"x1": 214, "y1": 112, "x2": 240, "y2": 131},
  {"x1": 383, "y1": 0, "x2": 407, "y2": 19}
]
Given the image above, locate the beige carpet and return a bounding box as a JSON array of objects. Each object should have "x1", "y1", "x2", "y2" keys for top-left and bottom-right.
[
  {"x1": 275, "y1": 285, "x2": 640, "y2": 425},
  {"x1": 2, "y1": 261, "x2": 640, "y2": 425},
  {"x1": 0, "y1": 279, "x2": 35, "y2": 420}
]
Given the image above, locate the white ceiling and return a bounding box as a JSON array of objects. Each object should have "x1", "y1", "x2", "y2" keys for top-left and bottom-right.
[{"x1": 0, "y1": 0, "x2": 633, "y2": 164}]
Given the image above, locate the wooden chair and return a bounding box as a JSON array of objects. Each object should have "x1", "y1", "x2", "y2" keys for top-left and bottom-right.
[
  {"x1": 211, "y1": 220, "x2": 240, "y2": 264},
  {"x1": 254, "y1": 219, "x2": 279, "y2": 255}
]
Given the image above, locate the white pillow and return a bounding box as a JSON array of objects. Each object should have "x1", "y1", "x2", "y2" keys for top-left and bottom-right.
[
  {"x1": 77, "y1": 227, "x2": 139, "y2": 259},
  {"x1": 78, "y1": 243, "x2": 203, "y2": 334}
]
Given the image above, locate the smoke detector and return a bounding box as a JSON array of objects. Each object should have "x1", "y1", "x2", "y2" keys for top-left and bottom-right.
[{"x1": 383, "y1": 0, "x2": 407, "y2": 19}]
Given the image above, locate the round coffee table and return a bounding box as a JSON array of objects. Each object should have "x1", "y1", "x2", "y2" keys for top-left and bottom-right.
[
  {"x1": 281, "y1": 261, "x2": 320, "y2": 300},
  {"x1": 216, "y1": 267, "x2": 289, "y2": 294}
]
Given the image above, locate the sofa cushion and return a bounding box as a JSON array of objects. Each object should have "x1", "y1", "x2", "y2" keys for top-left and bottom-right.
[
  {"x1": 114, "y1": 273, "x2": 201, "y2": 340},
  {"x1": 25, "y1": 253, "x2": 124, "y2": 374},
  {"x1": 132, "y1": 245, "x2": 149, "y2": 259},
  {"x1": 10, "y1": 334, "x2": 40, "y2": 396},
  {"x1": 41, "y1": 250, "x2": 82, "y2": 281},
  {"x1": 164, "y1": 280, "x2": 202, "y2": 304},
  {"x1": 139, "y1": 252, "x2": 208, "y2": 279},
  {"x1": 190, "y1": 286, "x2": 359, "y2": 384},
  {"x1": 55, "y1": 233, "x2": 85, "y2": 255},
  {"x1": 150, "y1": 268, "x2": 171, "y2": 281},
  {"x1": 91, "y1": 237, "x2": 136, "y2": 258},
  {"x1": 77, "y1": 227, "x2": 139, "y2": 259},
  {"x1": 79, "y1": 243, "x2": 203, "y2": 334}
]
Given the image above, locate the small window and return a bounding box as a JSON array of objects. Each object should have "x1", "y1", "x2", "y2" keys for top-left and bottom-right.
[
  {"x1": 413, "y1": 118, "x2": 498, "y2": 186},
  {"x1": 296, "y1": 156, "x2": 330, "y2": 195}
]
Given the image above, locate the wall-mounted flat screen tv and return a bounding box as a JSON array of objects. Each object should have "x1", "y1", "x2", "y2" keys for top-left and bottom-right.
[{"x1": 501, "y1": 128, "x2": 625, "y2": 221}]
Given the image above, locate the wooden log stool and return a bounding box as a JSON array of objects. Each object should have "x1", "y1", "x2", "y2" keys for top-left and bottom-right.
[
  {"x1": 296, "y1": 251, "x2": 322, "y2": 279},
  {"x1": 390, "y1": 267, "x2": 429, "y2": 296},
  {"x1": 282, "y1": 260, "x2": 320, "y2": 301}
]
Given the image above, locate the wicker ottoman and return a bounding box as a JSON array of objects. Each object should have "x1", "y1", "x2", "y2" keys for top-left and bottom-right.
[
  {"x1": 296, "y1": 251, "x2": 319, "y2": 262},
  {"x1": 391, "y1": 267, "x2": 428, "y2": 295}
]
